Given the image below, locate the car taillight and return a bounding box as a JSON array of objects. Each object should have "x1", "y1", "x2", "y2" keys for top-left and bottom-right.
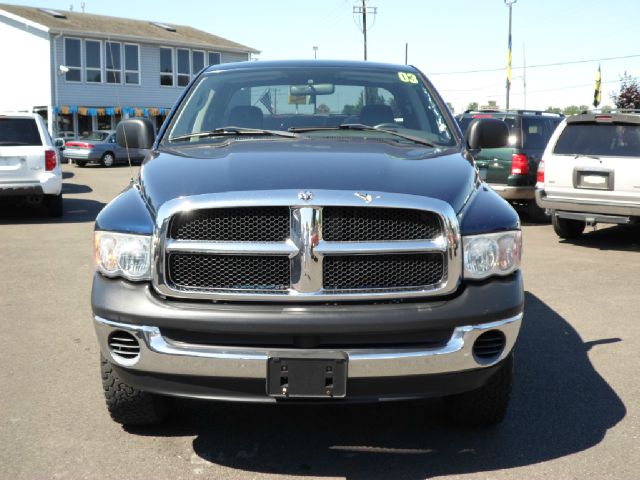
[
  {"x1": 45, "y1": 149, "x2": 57, "y2": 171},
  {"x1": 66, "y1": 142, "x2": 94, "y2": 148},
  {"x1": 537, "y1": 159, "x2": 545, "y2": 184},
  {"x1": 511, "y1": 153, "x2": 529, "y2": 175}
]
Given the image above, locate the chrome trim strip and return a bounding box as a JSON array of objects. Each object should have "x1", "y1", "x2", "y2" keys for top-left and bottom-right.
[
  {"x1": 315, "y1": 238, "x2": 447, "y2": 255},
  {"x1": 152, "y1": 190, "x2": 462, "y2": 302},
  {"x1": 94, "y1": 313, "x2": 522, "y2": 379},
  {"x1": 166, "y1": 239, "x2": 299, "y2": 257}
]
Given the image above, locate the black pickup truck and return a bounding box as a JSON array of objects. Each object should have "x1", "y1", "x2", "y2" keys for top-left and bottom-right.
[{"x1": 92, "y1": 60, "x2": 523, "y2": 427}]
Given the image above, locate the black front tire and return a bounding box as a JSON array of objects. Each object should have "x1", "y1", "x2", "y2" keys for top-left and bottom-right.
[
  {"x1": 552, "y1": 212, "x2": 585, "y2": 239},
  {"x1": 101, "y1": 356, "x2": 168, "y2": 426},
  {"x1": 444, "y1": 352, "x2": 514, "y2": 427},
  {"x1": 45, "y1": 193, "x2": 63, "y2": 218}
]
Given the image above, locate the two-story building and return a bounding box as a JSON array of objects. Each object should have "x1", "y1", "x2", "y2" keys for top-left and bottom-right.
[{"x1": 0, "y1": 4, "x2": 258, "y2": 137}]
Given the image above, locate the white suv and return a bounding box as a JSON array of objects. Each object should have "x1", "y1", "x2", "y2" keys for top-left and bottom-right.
[
  {"x1": 536, "y1": 112, "x2": 640, "y2": 238},
  {"x1": 0, "y1": 112, "x2": 63, "y2": 217}
]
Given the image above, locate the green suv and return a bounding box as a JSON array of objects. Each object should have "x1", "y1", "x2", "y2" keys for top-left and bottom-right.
[{"x1": 457, "y1": 110, "x2": 563, "y2": 222}]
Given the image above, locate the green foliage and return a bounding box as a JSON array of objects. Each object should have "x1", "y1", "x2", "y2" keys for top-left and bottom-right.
[
  {"x1": 545, "y1": 106, "x2": 563, "y2": 114},
  {"x1": 563, "y1": 105, "x2": 590, "y2": 116},
  {"x1": 466, "y1": 102, "x2": 479, "y2": 111}
]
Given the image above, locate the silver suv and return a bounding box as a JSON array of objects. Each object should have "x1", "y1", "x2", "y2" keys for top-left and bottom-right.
[
  {"x1": 536, "y1": 111, "x2": 640, "y2": 238},
  {"x1": 0, "y1": 112, "x2": 63, "y2": 217}
]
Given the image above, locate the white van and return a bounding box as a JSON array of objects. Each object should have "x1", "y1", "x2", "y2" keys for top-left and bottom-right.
[
  {"x1": 536, "y1": 112, "x2": 640, "y2": 238},
  {"x1": 0, "y1": 112, "x2": 63, "y2": 217}
]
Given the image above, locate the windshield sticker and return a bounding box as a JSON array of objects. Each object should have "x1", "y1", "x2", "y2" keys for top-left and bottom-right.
[{"x1": 398, "y1": 72, "x2": 418, "y2": 84}]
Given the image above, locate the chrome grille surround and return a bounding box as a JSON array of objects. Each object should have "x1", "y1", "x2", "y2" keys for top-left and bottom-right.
[{"x1": 152, "y1": 190, "x2": 462, "y2": 301}]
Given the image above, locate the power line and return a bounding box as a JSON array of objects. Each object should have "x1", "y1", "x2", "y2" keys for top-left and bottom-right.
[{"x1": 427, "y1": 53, "x2": 640, "y2": 76}]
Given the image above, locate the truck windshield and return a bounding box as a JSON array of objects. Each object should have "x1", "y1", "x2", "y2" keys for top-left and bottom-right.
[{"x1": 165, "y1": 66, "x2": 456, "y2": 147}]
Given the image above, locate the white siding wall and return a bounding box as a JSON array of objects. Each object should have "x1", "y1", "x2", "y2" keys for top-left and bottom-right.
[
  {"x1": 0, "y1": 16, "x2": 51, "y2": 111},
  {"x1": 53, "y1": 36, "x2": 251, "y2": 108}
]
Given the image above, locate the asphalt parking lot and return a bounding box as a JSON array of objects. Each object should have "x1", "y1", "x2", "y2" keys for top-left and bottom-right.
[{"x1": 1, "y1": 163, "x2": 639, "y2": 480}]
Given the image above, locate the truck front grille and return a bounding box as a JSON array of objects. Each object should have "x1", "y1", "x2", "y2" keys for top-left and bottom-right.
[
  {"x1": 154, "y1": 191, "x2": 461, "y2": 301},
  {"x1": 168, "y1": 253, "x2": 290, "y2": 291},
  {"x1": 322, "y1": 207, "x2": 440, "y2": 241},
  {"x1": 170, "y1": 207, "x2": 289, "y2": 241},
  {"x1": 323, "y1": 253, "x2": 445, "y2": 290}
]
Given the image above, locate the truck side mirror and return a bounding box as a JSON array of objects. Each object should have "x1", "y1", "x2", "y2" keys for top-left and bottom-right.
[
  {"x1": 465, "y1": 118, "x2": 509, "y2": 150},
  {"x1": 116, "y1": 118, "x2": 155, "y2": 150},
  {"x1": 54, "y1": 138, "x2": 65, "y2": 148}
]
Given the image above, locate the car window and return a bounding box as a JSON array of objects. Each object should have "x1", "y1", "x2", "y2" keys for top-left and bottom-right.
[
  {"x1": 81, "y1": 131, "x2": 110, "y2": 141},
  {"x1": 553, "y1": 123, "x2": 640, "y2": 157},
  {"x1": 0, "y1": 117, "x2": 42, "y2": 146}
]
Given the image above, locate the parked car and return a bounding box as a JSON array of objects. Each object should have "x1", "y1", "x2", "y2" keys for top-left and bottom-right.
[
  {"x1": 64, "y1": 130, "x2": 146, "y2": 167},
  {"x1": 92, "y1": 60, "x2": 523, "y2": 428},
  {"x1": 0, "y1": 112, "x2": 63, "y2": 217},
  {"x1": 457, "y1": 110, "x2": 564, "y2": 222},
  {"x1": 536, "y1": 111, "x2": 640, "y2": 238}
]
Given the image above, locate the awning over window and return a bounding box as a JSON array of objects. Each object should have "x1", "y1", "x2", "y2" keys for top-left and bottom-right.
[{"x1": 53, "y1": 106, "x2": 169, "y2": 117}]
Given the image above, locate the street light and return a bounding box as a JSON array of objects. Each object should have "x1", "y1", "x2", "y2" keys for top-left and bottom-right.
[
  {"x1": 313, "y1": 46, "x2": 318, "y2": 59},
  {"x1": 505, "y1": 0, "x2": 517, "y2": 110}
]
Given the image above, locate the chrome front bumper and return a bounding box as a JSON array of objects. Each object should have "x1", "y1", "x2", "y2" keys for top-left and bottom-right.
[{"x1": 94, "y1": 313, "x2": 522, "y2": 380}]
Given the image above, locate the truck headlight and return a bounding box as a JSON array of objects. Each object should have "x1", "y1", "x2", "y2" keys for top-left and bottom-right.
[
  {"x1": 463, "y1": 231, "x2": 522, "y2": 280},
  {"x1": 94, "y1": 231, "x2": 152, "y2": 281}
]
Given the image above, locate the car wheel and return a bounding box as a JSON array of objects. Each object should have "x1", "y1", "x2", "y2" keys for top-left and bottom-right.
[
  {"x1": 101, "y1": 355, "x2": 168, "y2": 425},
  {"x1": 527, "y1": 201, "x2": 551, "y2": 223},
  {"x1": 552, "y1": 212, "x2": 585, "y2": 239},
  {"x1": 45, "y1": 193, "x2": 63, "y2": 218},
  {"x1": 443, "y1": 352, "x2": 513, "y2": 427},
  {"x1": 75, "y1": 160, "x2": 86, "y2": 168},
  {"x1": 101, "y1": 152, "x2": 115, "y2": 168}
]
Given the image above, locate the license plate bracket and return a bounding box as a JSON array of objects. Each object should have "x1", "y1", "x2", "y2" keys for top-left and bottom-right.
[{"x1": 267, "y1": 355, "x2": 347, "y2": 399}]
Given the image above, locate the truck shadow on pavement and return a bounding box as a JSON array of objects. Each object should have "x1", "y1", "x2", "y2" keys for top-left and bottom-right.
[
  {"x1": 0, "y1": 196, "x2": 105, "y2": 224},
  {"x1": 560, "y1": 224, "x2": 640, "y2": 252},
  {"x1": 129, "y1": 292, "x2": 625, "y2": 479}
]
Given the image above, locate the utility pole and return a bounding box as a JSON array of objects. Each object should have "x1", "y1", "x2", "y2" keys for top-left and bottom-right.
[
  {"x1": 363, "y1": 0, "x2": 367, "y2": 60},
  {"x1": 405, "y1": 42, "x2": 408, "y2": 65},
  {"x1": 523, "y1": 43, "x2": 527, "y2": 109},
  {"x1": 353, "y1": 1, "x2": 377, "y2": 61},
  {"x1": 505, "y1": 0, "x2": 517, "y2": 110}
]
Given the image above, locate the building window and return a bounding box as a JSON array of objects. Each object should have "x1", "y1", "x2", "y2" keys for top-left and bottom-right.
[
  {"x1": 105, "y1": 41, "x2": 122, "y2": 83},
  {"x1": 192, "y1": 50, "x2": 205, "y2": 75},
  {"x1": 177, "y1": 48, "x2": 190, "y2": 86},
  {"x1": 208, "y1": 52, "x2": 221, "y2": 66},
  {"x1": 160, "y1": 47, "x2": 173, "y2": 86},
  {"x1": 124, "y1": 44, "x2": 139, "y2": 84},
  {"x1": 85, "y1": 40, "x2": 102, "y2": 83},
  {"x1": 64, "y1": 38, "x2": 81, "y2": 81}
]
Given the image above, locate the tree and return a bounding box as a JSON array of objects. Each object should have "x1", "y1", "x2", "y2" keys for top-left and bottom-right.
[
  {"x1": 446, "y1": 102, "x2": 455, "y2": 114},
  {"x1": 611, "y1": 72, "x2": 640, "y2": 109},
  {"x1": 563, "y1": 105, "x2": 589, "y2": 116},
  {"x1": 316, "y1": 104, "x2": 330, "y2": 114},
  {"x1": 545, "y1": 106, "x2": 562, "y2": 114},
  {"x1": 466, "y1": 102, "x2": 479, "y2": 112}
]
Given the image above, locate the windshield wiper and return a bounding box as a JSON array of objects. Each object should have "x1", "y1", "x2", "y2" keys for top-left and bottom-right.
[
  {"x1": 169, "y1": 127, "x2": 298, "y2": 143},
  {"x1": 288, "y1": 123, "x2": 437, "y2": 148}
]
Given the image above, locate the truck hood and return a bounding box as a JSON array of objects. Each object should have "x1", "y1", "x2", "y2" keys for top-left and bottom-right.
[{"x1": 139, "y1": 138, "x2": 476, "y2": 214}]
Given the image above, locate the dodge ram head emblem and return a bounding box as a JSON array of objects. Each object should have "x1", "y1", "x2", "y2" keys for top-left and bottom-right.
[
  {"x1": 298, "y1": 191, "x2": 313, "y2": 201},
  {"x1": 354, "y1": 192, "x2": 374, "y2": 204}
]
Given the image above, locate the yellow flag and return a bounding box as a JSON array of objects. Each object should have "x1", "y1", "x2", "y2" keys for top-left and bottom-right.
[{"x1": 593, "y1": 64, "x2": 602, "y2": 108}]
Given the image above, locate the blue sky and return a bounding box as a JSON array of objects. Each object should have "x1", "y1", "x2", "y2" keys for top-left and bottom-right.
[{"x1": 8, "y1": 0, "x2": 640, "y2": 112}]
